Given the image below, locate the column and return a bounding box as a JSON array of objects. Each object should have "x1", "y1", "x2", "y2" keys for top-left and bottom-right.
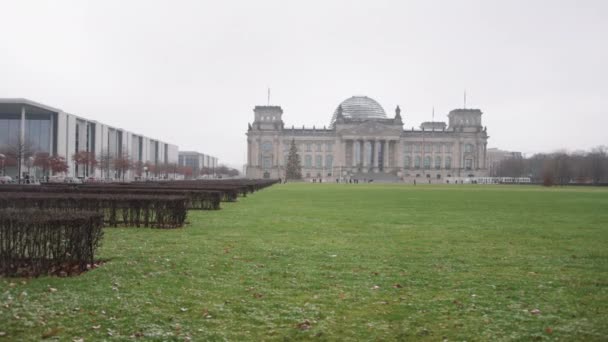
[
  {"x1": 339, "y1": 138, "x2": 346, "y2": 170},
  {"x1": 358, "y1": 140, "x2": 362, "y2": 168},
  {"x1": 351, "y1": 140, "x2": 356, "y2": 167},
  {"x1": 362, "y1": 140, "x2": 367, "y2": 168},
  {"x1": 396, "y1": 140, "x2": 403, "y2": 174},
  {"x1": 383, "y1": 140, "x2": 389, "y2": 170},
  {"x1": 374, "y1": 140, "x2": 380, "y2": 169},
  {"x1": 360, "y1": 140, "x2": 364, "y2": 167},
  {"x1": 19, "y1": 106, "x2": 26, "y2": 181},
  {"x1": 483, "y1": 142, "x2": 487, "y2": 169}
]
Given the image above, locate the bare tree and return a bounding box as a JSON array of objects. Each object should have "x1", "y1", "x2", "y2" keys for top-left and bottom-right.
[
  {"x1": 72, "y1": 151, "x2": 98, "y2": 178},
  {"x1": 589, "y1": 146, "x2": 607, "y2": 185},
  {"x1": 49, "y1": 156, "x2": 69, "y2": 175},
  {"x1": 98, "y1": 149, "x2": 113, "y2": 180},
  {"x1": 0, "y1": 138, "x2": 35, "y2": 184},
  {"x1": 113, "y1": 150, "x2": 133, "y2": 181}
]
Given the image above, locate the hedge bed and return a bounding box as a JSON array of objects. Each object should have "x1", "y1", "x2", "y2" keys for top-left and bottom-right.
[
  {"x1": 0, "y1": 209, "x2": 103, "y2": 277},
  {"x1": 0, "y1": 185, "x2": 221, "y2": 210},
  {"x1": 0, "y1": 193, "x2": 188, "y2": 228}
]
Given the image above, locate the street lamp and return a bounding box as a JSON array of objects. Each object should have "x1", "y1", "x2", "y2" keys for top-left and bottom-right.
[
  {"x1": 143, "y1": 166, "x2": 149, "y2": 180},
  {"x1": 0, "y1": 153, "x2": 5, "y2": 177}
]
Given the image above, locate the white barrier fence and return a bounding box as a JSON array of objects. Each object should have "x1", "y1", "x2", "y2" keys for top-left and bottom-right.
[{"x1": 445, "y1": 177, "x2": 532, "y2": 184}]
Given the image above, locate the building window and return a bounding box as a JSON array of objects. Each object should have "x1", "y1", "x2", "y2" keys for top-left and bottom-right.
[
  {"x1": 414, "y1": 156, "x2": 421, "y2": 169},
  {"x1": 326, "y1": 143, "x2": 333, "y2": 151},
  {"x1": 403, "y1": 144, "x2": 412, "y2": 153},
  {"x1": 404, "y1": 156, "x2": 411, "y2": 168},
  {"x1": 325, "y1": 155, "x2": 333, "y2": 169},
  {"x1": 305, "y1": 155, "x2": 312, "y2": 168},
  {"x1": 262, "y1": 157, "x2": 272, "y2": 169},
  {"x1": 414, "y1": 144, "x2": 421, "y2": 152},
  {"x1": 435, "y1": 144, "x2": 442, "y2": 153},
  {"x1": 465, "y1": 144, "x2": 474, "y2": 153},
  {"x1": 315, "y1": 155, "x2": 322, "y2": 168},
  {"x1": 261, "y1": 141, "x2": 273, "y2": 152},
  {"x1": 445, "y1": 156, "x2": 452, "y2": 169},
  {"x1": 424, "y1": 156, "x2": 431, "y2": 169},
  {"x1": 306, "y1": 143, "x2": 312, "y2": 152},
  {"x1": 435, "y1": 156, "x2": 441, "y2": 169},
  {"x1": 424, "y1": 145, "x2": 431, "y2": 153},
  {"x1": 316, "y1": 143, "x2": 322, "y2": 152},
  {"x1": 465, "y1": 158, "x2": 473, "y2": 170}
]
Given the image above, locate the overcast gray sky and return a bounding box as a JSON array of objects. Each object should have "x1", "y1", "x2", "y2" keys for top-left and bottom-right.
[{"x1": 1, "y1": 0, "x2": 606, "y2": 167}]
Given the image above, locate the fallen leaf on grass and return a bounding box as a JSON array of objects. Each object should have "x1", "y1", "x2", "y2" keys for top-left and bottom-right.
[
  {"x1": 131, "y1": 331, "x2": 144, "y2": 338},
  {"x1": 253, "y1": 293, "x2": 263, "y2": 299},
  {"x1": 530, "y1": 309, "x2": 541, "y2": 315},
  {"x1": 392, "y1": 284, "x2": 402, "y2": 288},
  {"x1": 42, "y1": 327, "x2": 61, "y2": 339},
  {"x1": 0, "y1": 332, "x2": 6, "y2": 336},
  {"x1": 48, "y1": 288, "x2": 58, "y2": 293},
  {"x1": 371, "y1": 285, "x2": 380, "y2": 290},
  {"x1": 296, "y1": 320, "x2": 312, "y2": 330},
  {"x1": 180, "y1": 308, "x2": 188, "y2": 312},
  {"x1": 92, "y1": 325, "x2": 101, "y2": 330},
  {"x1": 545, "y1": 327, "x2": 553, "y2": 334}
]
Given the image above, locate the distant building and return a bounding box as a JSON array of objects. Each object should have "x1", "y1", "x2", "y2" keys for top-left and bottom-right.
[
  {"x1": 0, "y1": 98, "x2": 178, "y2": 180},
  {"x1": 178, "y1": 151, "x2": 218, "y2": 177},
  {"x1": 486, "y1": 148, "x2": 523, "y2": 176},
  {"x1": 246, "y1": 95, "x2": 490, "y2": 181}
]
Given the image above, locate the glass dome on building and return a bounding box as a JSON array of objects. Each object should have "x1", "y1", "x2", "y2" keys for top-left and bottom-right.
[{"x1": 330, "y1": 96, "x2": 387, "y2": 126}]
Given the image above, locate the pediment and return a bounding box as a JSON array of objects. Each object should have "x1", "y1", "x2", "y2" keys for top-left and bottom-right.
[{"x1": 338, "y1": 121, "x2": 402, "y2": 138}]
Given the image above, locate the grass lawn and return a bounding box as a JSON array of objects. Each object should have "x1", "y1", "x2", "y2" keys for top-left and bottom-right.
[{"x1": 1, "y1": 184, "x2": 607, "y2": 341}]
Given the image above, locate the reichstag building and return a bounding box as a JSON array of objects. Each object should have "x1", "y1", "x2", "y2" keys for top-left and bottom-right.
[{"x1": 246, "y1": 96, "x2": 489, "y2": 181}]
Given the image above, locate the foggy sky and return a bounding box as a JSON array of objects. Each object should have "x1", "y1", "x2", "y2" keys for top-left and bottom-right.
[{"x1": 1, "y1": 0, "x2": 606, "y2": 167}]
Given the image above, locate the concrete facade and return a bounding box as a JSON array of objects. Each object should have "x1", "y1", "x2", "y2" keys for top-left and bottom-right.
[
  {"x1": 246, "y1": 96, "x2": 490, "y2": 182},
  {"x1": 0, "y1": 98, "x2": 178, "y2": 180},
  {"x1": 178, "y1": 151, "x2": 219, "y2": 176}
]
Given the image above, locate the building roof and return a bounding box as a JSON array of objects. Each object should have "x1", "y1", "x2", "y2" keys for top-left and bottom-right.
[
  {"x1": 0, "y1": 98, "x2": 64, "y2": 113},
  {"x1": 330, "y1": 96, "x2": 387, "y2": 126}
]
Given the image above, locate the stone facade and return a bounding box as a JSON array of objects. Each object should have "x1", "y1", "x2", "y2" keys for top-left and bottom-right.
[{"x1": 246, "y1": 96, "x2": 489, "y2": 181}]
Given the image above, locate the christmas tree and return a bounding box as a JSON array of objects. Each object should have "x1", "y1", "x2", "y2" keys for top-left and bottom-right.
[{"x1": 285, "y1": 139, "x2": 302, "y2": 180}]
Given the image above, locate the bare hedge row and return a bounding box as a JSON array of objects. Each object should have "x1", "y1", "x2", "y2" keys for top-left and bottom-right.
[
  {"x1": 0, "y1": 185, "x2": 221, "y2": 210},
  {"x1": 0, "y1": 193, "x2": 188, "y2": 228},
  {"x1": 0, "y1": 209, "x2": 103, "y2": 277}
]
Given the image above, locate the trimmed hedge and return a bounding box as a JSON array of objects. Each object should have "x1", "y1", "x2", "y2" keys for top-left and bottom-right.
[
  {"x1": 0, "y1": 193, "x2": 188, "y2": 228},
  {"x1": 0, "y1": 185, "x2": 221, "y2": 210},
  {"x1": 0, "y1": 209, "x2": 103, "y2": 277}
]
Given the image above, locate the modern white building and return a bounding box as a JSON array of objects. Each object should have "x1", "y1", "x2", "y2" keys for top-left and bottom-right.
[
  {"x1": 0, "y1": 98, "x2": 178, "y2": 181},
  {"x1": 178, "y1": 151, "x2": 219, "y2": 177}
]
